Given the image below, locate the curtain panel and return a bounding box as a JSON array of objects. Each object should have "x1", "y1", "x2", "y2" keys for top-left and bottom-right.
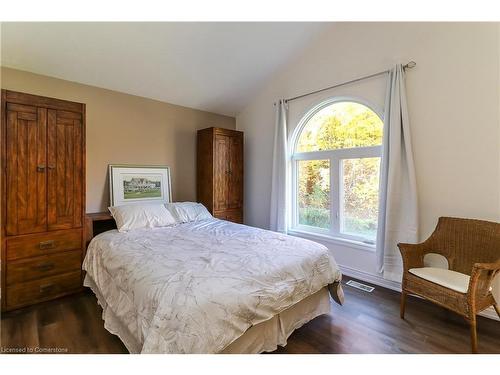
[
  {"x1": 376, "y1": 64, "x2": 419, "y2": 282},
  {"x1": 269, "y1": 100, "x2": 289, "y2": 233}
]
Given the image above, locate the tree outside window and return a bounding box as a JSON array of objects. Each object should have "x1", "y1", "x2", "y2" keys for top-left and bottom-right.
[{"x1": 292, "y1": 101, "x2": 383, "y2": 243}]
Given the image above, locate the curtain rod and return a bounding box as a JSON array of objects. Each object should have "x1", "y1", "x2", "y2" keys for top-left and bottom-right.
[{"x1": 279, "y1": 61, "x2": 416, "y2": 105}]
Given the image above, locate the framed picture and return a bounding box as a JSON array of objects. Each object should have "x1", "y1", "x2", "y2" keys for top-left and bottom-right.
[{"x1": 108, "y1": 164, "x2": 172, "y2": 207}]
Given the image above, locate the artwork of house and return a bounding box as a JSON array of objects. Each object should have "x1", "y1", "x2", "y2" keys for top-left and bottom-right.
[{"x1": 123, "y1": 177, "x2": 160, "y2": 193}]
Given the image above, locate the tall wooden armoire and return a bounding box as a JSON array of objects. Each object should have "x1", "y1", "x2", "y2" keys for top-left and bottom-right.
[
  {"x1": 1, "y1": 90, "x2": 86, "y2": 311},
  {"x1": 197, "y1": 127, "x2": 243, "y2": 223}
]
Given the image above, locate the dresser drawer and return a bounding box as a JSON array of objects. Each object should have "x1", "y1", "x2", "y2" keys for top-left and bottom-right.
[
  {"x1": 6, "y1": 229, "x2": 82, "y2": 261},
  {"x1": 225, "y1": 211, "x2": 243, "y2": 224},
  {"x1": 6, "y1": 271, "x2": 82, "y2": 310},
  {"x1": 6, "y1": 250, "x2": 82, "y2": 285}
]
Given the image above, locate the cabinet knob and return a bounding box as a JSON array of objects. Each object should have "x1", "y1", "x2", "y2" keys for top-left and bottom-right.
[{"x1": 37, "y1": 165, "x2": 46, "y2": 172}]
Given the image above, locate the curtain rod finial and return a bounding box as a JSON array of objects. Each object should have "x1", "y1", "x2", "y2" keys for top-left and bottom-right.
[{"x1": 404, "y1": 61, "x2": 416, "y2": 70}]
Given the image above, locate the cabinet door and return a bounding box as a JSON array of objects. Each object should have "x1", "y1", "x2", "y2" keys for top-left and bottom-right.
[
  {"x1": 214, "y1": 134, "x2": 229, "y2": 211},
  {"x1": 228, "y1": 135, "x2": 243, "y2": 209},
  {"x1": 47, "y1": 109, "x2": 83, "y2": 230},
  {"x1": 5, "y1": 104, "x2": 47, "y2": 235}
]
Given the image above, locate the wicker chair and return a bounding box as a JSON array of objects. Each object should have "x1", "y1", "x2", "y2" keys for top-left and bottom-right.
[{"x1": 398, "y1": 217, "x2": 500, "y2": 353}]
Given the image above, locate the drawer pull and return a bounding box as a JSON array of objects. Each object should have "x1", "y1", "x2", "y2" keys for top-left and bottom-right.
[
  {"x1": 39, "y1": 283, "x2": 55, "y2": 294},
  {"x1": 39, "y1": 240, "x2": 56, "y2": 250},
  {"x1": 35, "y1": 262, "x2": 55, "y2": 272}
]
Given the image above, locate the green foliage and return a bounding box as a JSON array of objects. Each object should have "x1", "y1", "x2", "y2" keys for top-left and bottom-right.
[
  {"x1": 342, "y1": 158, "x2": 380, "y2": 234},
  {"x1": 297, "y1": 102, "x2": 383, "y2": 152},
  {"x1": 299, "y1": 207, "x2": 329, "y2": 229},
  {"x1": 343, "y1": 216, "x2": 377, "y2": 240},
  {"x1": 298, "y1": 160, "x2": 330, "y2": 229}
]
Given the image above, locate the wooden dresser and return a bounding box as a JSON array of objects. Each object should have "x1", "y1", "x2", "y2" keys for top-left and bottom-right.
[
  {"x1": 1, "y1": 90, "x2": 86, "y2": 312},
  {"x1": 197, "y1": 127, "x2": 243, "y2": 223}
]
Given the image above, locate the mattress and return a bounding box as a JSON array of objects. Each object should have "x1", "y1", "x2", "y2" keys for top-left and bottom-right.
[{"x1": 83, "y1": 218, "x2": 342, "y2": 353}]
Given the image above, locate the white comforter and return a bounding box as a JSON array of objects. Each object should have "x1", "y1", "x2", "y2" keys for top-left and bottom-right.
[{"x1": 83, "y1": 219, "x2": 341, "y2": 353}]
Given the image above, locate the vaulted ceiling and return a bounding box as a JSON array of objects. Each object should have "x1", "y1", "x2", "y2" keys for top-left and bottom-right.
[{"x1": 1, "y1": 22, "x2": 328, "y2": 116}]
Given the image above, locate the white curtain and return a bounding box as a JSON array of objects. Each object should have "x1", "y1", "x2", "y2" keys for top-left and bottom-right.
[
  {"x1": 376, "y1": 64, "x2": 419, "y2": 282},
  {"x1": 269, "y1": 100, "x2": 289, "y2": 233}
]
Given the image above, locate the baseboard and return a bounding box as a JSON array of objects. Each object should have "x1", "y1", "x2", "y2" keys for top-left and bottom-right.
[
  {"x1": 338, "y1": 264, "x2": 499, "y2": 322},
  {"x1": 339, "y1": 264, "x2": 402, "y2": 292}
]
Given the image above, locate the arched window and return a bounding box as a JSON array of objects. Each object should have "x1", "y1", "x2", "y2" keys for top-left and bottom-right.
[{"x1": 291, "y1": 99, "x2": 383, "y2": 244}]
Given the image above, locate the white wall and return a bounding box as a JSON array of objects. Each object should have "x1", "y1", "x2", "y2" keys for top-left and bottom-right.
[{"x1": 236, "y1": 23, "x2": 500, "y2": 309}]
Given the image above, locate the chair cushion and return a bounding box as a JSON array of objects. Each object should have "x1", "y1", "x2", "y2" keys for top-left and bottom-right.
[{"x1": 408, "y1": 267, "x2": 470, "y2": 293}]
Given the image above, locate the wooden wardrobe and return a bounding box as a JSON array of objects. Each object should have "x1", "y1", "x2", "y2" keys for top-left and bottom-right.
[
  {"x1": 197, "y1": 127, "x2": 243, "y2": 223},
  {"x1": 1, "y1": 90, "x2": 86, "y2": 311}
]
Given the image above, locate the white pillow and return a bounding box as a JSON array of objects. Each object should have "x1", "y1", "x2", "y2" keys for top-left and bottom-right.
[
  {"x1": 108, "y1": 204, "x2": 177, "y2": 232},
  {"x1": 165, "y1": 202, "x2": 213, "y2": 223}
]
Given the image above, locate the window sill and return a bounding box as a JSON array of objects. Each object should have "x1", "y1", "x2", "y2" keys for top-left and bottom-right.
[{"x1": 287, "y1": 229, "x2": 376, "y2": 252}]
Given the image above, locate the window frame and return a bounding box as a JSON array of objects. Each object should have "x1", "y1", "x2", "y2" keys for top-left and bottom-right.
[{"x1": 289, "y1": 97, "x2": 384, "y2": 245}]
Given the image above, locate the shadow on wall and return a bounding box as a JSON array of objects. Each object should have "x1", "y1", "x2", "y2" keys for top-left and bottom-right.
[
  {"x1": 95, "y1": 125, "x2": 219, "y2": 209},
  {"x1": 173, "y1": 126, "x2": 197, "y2": 203},
  {"x1": 101, "y1": 169, "x2": 110, "y2": 210}
]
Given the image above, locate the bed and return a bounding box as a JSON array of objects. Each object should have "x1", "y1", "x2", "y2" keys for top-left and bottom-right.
[{"x1": 83, "y1": 217, "x2": 343, "y2": 354}]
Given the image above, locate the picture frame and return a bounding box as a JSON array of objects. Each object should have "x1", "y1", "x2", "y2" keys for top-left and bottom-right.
[{"x1": 108, "y1": 164, "x2": 172, "y2": 207}]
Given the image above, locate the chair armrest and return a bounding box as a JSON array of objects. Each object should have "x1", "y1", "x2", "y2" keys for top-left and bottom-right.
[
  {"x1": 472, "y1": 262, "x2": 500, "y2": 271},
  {"x1": 397, "y1": 242, "x2": 427, "y2": 270},
  {"x1": 468, "y1": 262, "x2": 500, "y2": 302}
]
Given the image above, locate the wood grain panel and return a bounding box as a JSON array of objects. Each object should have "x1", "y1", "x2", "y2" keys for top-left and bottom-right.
[
  {"x1": 73, "y1": 119, "x2": 83, "y2": 227},
  {"x1": 26, "y1": 117, "x2": 37, "y2": 221},
  {"x1": 214, "y1": 210, "x2": 243, "y2": 224},
  {"x1": 7, "y1": 250, "x2": 82, "y2": 285},
  {"x1": 6, "y1": 229, "x2": 82, "y2": 261},
  {"x1": 5, "y1": 106, "x2": 47, "y2": 235},
  {"x1": 65, "y1": 123, "x2": 74, "y2": 217},
  {"x1": 6, "y1": 103, "x2": 36, "y2": 113},
  {"x1": 18, "y1": 112, "x2": 37, "y2": 121},
  {"x1": 6, "y1": 270, "x2": 82, "y2": 310},
  {"x1": 55, "y1": 117, "x2": 74, "y2": 126},
  {"x1": 197, "y1": 127, "x2": 243, "y2": 223},
  {"x1": 36, "y1": 108, "x2": 47, "y2": 230},
  {"x1": 225, "y1": 210, "x2": 243, "y2": 224},
  {"x1": 56, "y1": 120, "x2": 66, "y2": 219},
  {"x1": 6, "y1": 110, "x2": 18, "y2": 235},
  {"x1": 57, "y1": 110, "x2": 82, "y2": 120},
  {"x1": 2, "y1": 90, "x2": 86, "y2": 312},
  {"x1": 228, "y1": 135, "x2": 243, "y2": 209},
  {"x1": 47, "y1": 110, "x2": 83, "y2": 230},
  {"x1": 5, "y1": 90, "x2": 84, "y2": 113},
  {"x1": 17, "y1": 117, "x2": 27, "y2": 220},
  {"x1": 214, "y1": 134, "x2": 229, "y2": 211},
  {"x1": 2, "y1": 90, "x2": 7, "y2": 312}
]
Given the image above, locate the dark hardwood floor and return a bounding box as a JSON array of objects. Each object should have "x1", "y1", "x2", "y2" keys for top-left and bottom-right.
[{"x1": 1, "y1": 278, "x2": 499, "y2": 354}]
